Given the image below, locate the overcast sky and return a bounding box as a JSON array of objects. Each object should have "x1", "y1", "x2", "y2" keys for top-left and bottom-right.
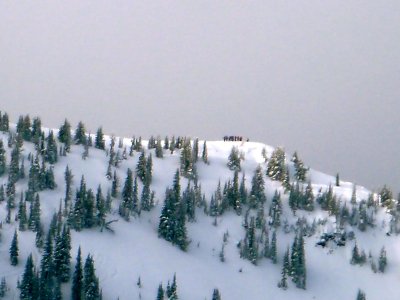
[{"x1": 1, "y1": 1, "x2": 399, "y2": 193}]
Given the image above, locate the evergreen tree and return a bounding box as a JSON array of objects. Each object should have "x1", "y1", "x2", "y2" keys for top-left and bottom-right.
[
  {"x1": 132, "y1": 176, "x2": 139, "y2": 214},
  {"x1": 0, "y1": 140, "x2": 6, "y2": 176},
  {"x1": 146, "y1": 153, "x2": 153, "y2": 184},
  {"x1": 164, "y1": 136, "x2": 169, "y2": 150},
  {"x1": 180, "y1": 138, "x2": 194, "y2": 178},
  {"x1": 54, "y1": 225, "x2": 72, "y2": 282},
  {"x1": 83, "y1": 255, "x2": 100, "y2": 300},
  {"x1": 270, "y1": 231, "x2": 277, "y2": 264},
  {"x1": 0, "y1": 112, "x2": 9, "y2": 132},
  {"x1": 0, "y1": 277, "x2": 7, "y2": 298},
  {"x1": 267, "y1": 147, "x2": 286, "y2": 181},
  {"x1": 202, "y1": 141, "x2": 209, "y2": 164},
  {"x1": 227, "y1": 146, "x2": 241, "y2": 171},
  {"x1": 336, "y1": 173, "x2": 340, "y2": 187},
  {"x1": 141, "y1": 180, "x2": 153, "y2": 212},
  {"x1": 29, "y1": 194, "x2": 41, "y2": 232},
  {"x1": 9, "y1": 230, "x2": 19, "y2": 266},
  {"x1": 111, "y1": 171, "x2": 119, "y2": 198},
  {"x1": 18, "y1": 193, "x2": 28, "y2": 231},
  {"x1": 356, "y1": 289, "x2": 366, "y2": 300},
  {"x1": 58, "y1": 119, "x2": 72, "y2": 152},
  {"x1": 249, "y1": 165, "x2": 266, "y2": 208},
  {"x1": 8, "y1": 144, "x2": 20, "y2": 185},
  {"x1": 95, "y1": 127, "x2": 105, "y2": 150},
  {"x1": 39, "y1": 230, "x2": 55, "y2": 300},
  {"x1": 269, "y1": 191, "x2": 282, "y2": 228},
  {"x1": 158, "y1": 170, "x2": 188, "y2": 251},
  {"x1": 156, "y1": 283, "x2": 164, "y2": 300},
  {"x1": 291, "y1": 152, "x2": 308, "y2": 182},
  {"x1": 351, "y1": 184, "x2": 357, "y2": 205},
  {"x1": 120, "y1": 168, "x2": 134, "y2": 219},
  {"x1": 96, "y1": 185, "x2": 106, "y2": 226},
  {"x1": 167, "y1": 274, "x2": 178, "y2": 300},
  {"x1": 290, "y1": 232, "x2": 306, "y2": 289},
  {"x1": 64, "y1": 165, "x2": 73, "y2": 206},
  {"x1": 45, "y1": 130, "x2": 58, "y2": 164},
  {"x1": 31, "y1": 117, "x2": 42, "y2": 145},
  {"x1": 83, "y1": 189, "x2": 95, "y2": 228},
  {"x1": 155, "y1": 136, "x2": 163, "y2": 158},
  {"x1": 212, "y1": 288, "x2": 222, "y2": 300},
  {"x1": 303, "y1": 181, "x2": 315, "y2": 211},
  {"x1": 19, "y1": 254, "x2": 39, "y2": 300},
  {"x1": 192, "y1": 138, "x2": 199, "y2": 163},
  {"x1": 378, "y1": 247, "x2": 387, "y2": 273},
  {"x1": 136, "y1": 151, "x2": 147, "y2": 182},
  {"x1": 278, "y1": 247, "x2": 290, "y2": 290},
  {"x1": 379, "y1": 185, "x2": 394, "y2": 209},
  {"x1": 241, "y1": 217, "x2": 258, "y2": 264},
  {"x1": 72, "y1": 247, "x2": 83, "y2": 300},
  {"x1": 0, "y1": 185, "x2": 4, "y2": 202}
]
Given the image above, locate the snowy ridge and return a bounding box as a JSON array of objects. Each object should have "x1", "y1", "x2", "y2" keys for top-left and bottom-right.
[{"x1": 0, "y1": 124, "x2": 396, "y2": 300}]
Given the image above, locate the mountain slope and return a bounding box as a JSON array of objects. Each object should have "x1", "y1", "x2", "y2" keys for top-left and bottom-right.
[{"x1": 0, "y1": 126, "x2": 396, "y2": 300}]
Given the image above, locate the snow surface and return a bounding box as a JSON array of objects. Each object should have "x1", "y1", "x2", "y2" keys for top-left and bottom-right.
[{"x1": 0, "y1": 130, "x2": 396, "y2": 300}]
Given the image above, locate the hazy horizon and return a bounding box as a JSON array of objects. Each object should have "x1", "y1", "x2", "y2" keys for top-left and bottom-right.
[{"x1": 1, "y1": 1, "x2": 399, "y2": 193}]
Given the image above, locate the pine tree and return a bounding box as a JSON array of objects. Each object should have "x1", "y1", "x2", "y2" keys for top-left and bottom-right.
[
  {"x1": 202, "y1": 141, "x2": 209, "y2": 164},
  {"x1": 180, "y1": 138, "x2": 194, "y2": 178},
  {"x1": 83, "y1": 255, "x2": 100, "y2": 300},
  {"x1": 378, "y1": 246, "x2": 387, "y2": 273},
  {"x1": 95, "y1": 127, "x2": 105, "y2": 150},
  {"x1": 31, "y1": 117, "x2": 42, "y2": 145},
  {"x1": 267, "y1": 147, "x2": 286, "y2": 181},
  {"x1": 18, "y1": 193, "x2": 28, "y2": 231},
  {"x1": 356, "y1": 289, "x2": 366, "y2": 300},
  {"x1": 158, "y1": 170, "x2": 188, "y2": 251},
  {"x1": 336, "y1": 173, "x2": 340, "y2": 187},
  {"x1": 45, "y1": 130, "x2": 58, "y2": 164},
  {"x1": 278, "y1": 247, "x2": 290, "y2": 290},
  {"x1": 0, "y1": 277, "x2": 7, "y2": 297},
  {"x1": 241, "y1": 217, "x2": 258, "y2": 265},
  {"x1": 291, "y1": 152, "x2": 308, "y2": 182},
  {"x1": 146, "y1": 153, "x2": 153, "y2": 184},
  {"x1": 141, "y1": 180, "x2": 153, "y2": 212},
  {"x1": 227, "y1": 146, "x2": 241, "y2": 171},
  {"x1": 58, "y1": 119, "x2": 72, "y2": 152},
  {"x1": 9, "y1": 230, "x2": 19, "y2": 266},
  {"x1": 136, "y1": 151, "x2": 147, "y2": 182},
  {"x1": 156, "y1": 283, "x2": 164, "y2": 300},
  {"x1": 111, "y1": 171, "x2": 119, "y2": 198},
  {"x1": 155, "y1": 136, "x2": 163, "y2": 158},
  {"x1": 379, "y1": 185, "x2": 393, "y2": 209},
  {"x1": 54, "y1": 225, "x2": 72, "y2": 282},
  {"x1": 72, "y1": 247, "x2": 83, "y2": 300},
  {"x1": 269, "y1": 191, "x2": 282, "y2": 228},
  {"x1": 290, "y1": 232, "x2": 306, "y2": 289},
  {"x1": 212, "y1": 288, "x2": 222, "y2": 300},
  {"x1": 270, "y1": 231, "x2": 277, "y2": 264},
  {"x1": 0, "y1": 140, "x2": 6, "y2": 176},
  {"x1": 96, "y1": 185, "x2": 106, "y2": 226},
  {"x1": 8, "y1": 144, "x2": 20, "y2": 185},
  {"x1": 29, "y1": 193, "x2": 41, "y2": 232},
  {"x1": 249, "y1": 165, "x2": 266, "y2": 208},
  {"x1": 0, "y1": 185, "x2": 4, "y2": 202},
  {"x1": 39, "y1": 230, "x2": 55, "y2": 300},
  {"x1": 19, "y1": 254, "x2": 39, "y2": 300},
  {"x1": 120, "y1": 168, "x2": 134, "y2": 219},
  {"x1": 74, "y1": 121, "x2": 87, "y2": 145},
  {"x1": 64, "y1": 165, "x2": 73, "y2": 207}
]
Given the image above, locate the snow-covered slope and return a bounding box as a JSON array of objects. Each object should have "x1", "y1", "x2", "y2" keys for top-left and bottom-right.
[{"x1": 0, "y1": 127, "x2": 396, "y2": 300}]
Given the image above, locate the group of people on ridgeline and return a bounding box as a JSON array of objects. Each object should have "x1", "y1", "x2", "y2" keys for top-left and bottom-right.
[{"x1": 223, "y1": 136, "x2": 249, "y2": 142}]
